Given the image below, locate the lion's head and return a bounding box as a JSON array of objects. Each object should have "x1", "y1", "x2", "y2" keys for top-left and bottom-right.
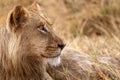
[
  {"x1": 0, "y1": 3, "x2": 65, "y2": 80},
  {"x1": 6, "y1": 3, "x2": 65, "y2": 66}
]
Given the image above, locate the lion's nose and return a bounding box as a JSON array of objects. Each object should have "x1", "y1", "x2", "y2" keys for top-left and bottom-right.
[{"x1": 58, "y1": 42, "x2": 66, "y2": 50}]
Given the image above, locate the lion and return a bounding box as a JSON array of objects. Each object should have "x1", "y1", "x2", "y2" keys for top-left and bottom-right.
[
  {"x1": 0, "y1": 3, "x2": 119, "y2": 80},
  {"x1": 0, "y1": 3, "x2": 65, "y2": 80}
]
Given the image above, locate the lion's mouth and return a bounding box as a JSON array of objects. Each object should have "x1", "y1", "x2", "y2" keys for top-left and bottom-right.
[
  {"x1": 41, "y1": 48, "x2": 62, "y2": 58},
  {"x1": 41, "y1": 53, "x2": 61, "y2": 58},
  {"x1": 42, "y1": 49, "x2": 62, "y2": 66}
]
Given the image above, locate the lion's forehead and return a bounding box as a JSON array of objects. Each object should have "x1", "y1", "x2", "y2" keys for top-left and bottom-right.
[{"x1": 29, "y1": 10, "x2": 52, "y2": 26}]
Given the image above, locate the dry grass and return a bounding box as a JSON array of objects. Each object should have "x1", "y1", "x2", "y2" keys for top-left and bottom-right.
[{"x1": 0, "y1": 0, "x2": 120, "y2": 79}]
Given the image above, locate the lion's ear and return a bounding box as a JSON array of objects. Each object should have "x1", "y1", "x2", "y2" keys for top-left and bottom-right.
[
  {"x1": 29, "y1": 2, "x2": 42, "y2": 13},
  {"x1": 7, "y1": 5, "x2": 29, "y2": 31}
]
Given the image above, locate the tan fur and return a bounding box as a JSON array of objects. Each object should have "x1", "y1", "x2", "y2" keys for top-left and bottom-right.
[
  {"x1": 47, "y1": 50, "x2": 89, "y2": 80},
  {"x1": 0, "y1": 3, "x2": 65, "y2": 80},
  {"x1": 47, "y1": 49, "x2": 95, "y2": 80},
  {"x1": 0, "y1": 3, "x2": 119, "y2": 80},
  {"x1": 47, "y1": 49, "x2": 120, "y2": 80}
]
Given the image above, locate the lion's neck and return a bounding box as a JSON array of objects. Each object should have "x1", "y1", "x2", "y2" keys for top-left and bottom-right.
[{"x1": 0, "y1": 27, "x2": 47, "y2": 80}]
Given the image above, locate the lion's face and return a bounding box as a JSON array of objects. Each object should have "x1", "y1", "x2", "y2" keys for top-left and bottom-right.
[{"x1": 6, "y1": 4, "x2": 65, "y2": 66}]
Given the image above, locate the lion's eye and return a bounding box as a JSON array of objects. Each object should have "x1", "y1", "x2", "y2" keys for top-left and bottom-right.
[{"x1": 37, "y1": 25, "x2": 47, "y2": 33}]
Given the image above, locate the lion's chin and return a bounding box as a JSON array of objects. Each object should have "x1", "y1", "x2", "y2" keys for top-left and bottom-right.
[{"x1": 45, "y1": 56, "x2": 61, "y2": 66}]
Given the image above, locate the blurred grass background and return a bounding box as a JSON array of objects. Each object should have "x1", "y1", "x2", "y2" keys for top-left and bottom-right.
[{"x1": 0, "y1": 0, "x2": 120, "y2": 79}]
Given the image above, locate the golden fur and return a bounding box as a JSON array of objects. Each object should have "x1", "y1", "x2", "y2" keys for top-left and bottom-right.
[
  {"x1": 0, "y1": 3, "x2": 119, "y2": 80},
  {"x1": 0, "y1": 3, "x2": 65, "y2": 80},
  {"x1": 47, "y1": 49, "x2": 120, "y2": 80}
]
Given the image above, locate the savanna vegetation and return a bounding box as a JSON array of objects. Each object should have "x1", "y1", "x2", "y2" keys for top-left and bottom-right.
[{"x1": 0, "y1": 0, "x2": 120, "y2": 80}]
